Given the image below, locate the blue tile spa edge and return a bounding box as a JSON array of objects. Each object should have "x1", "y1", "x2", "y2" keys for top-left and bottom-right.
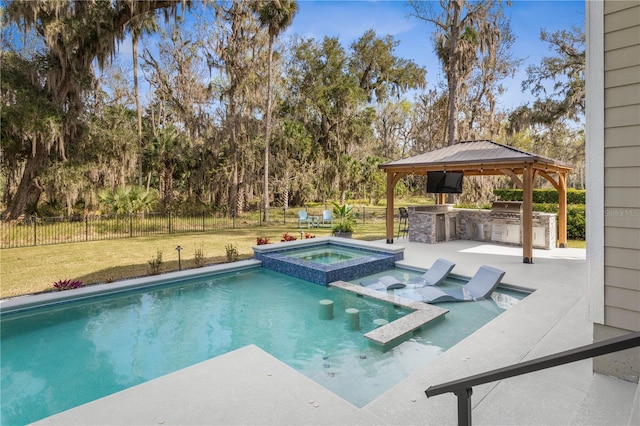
[{"x1": 253, "y1": 237, "x2": 404, "y2": 285}]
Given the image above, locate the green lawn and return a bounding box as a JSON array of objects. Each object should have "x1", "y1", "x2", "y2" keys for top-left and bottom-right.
[
  {"x1": 0, "y1": 221, "x2": 388, "y2": 298},
  {"x1": 0, "y1": 218, "x2": 585, "y2": 298}
]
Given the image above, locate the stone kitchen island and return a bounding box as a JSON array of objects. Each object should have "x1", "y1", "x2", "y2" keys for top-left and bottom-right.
[{"x1": 407, "y1": 203, "x2": 557, "y2": 250}]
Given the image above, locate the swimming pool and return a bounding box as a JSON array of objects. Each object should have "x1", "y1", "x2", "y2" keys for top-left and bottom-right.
[{"x1": 0, "y1": 243, "x2": 526, "y2": 424}]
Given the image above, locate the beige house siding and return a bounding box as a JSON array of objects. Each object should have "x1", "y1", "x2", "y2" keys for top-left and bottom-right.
[{"x1": 603, "y1": 0, "x2": 640, "y2": 333}]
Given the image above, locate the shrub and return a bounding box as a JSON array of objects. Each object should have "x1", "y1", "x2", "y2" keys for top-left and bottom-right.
[
  {"x1": 493, "y1": 188, "x2": 586, "y2": 204},
  {"x1": 53, "y1": 279, "x2": 83, "y2": 291},
  {"x1": 256, "y1": 237, "x2": 271, "y2": 245},
  {"x1": 148, "y1": 250, "x2": 163, "y2": 275},
  {"x1": 194, "y1": 246, "x2": 206, "y2": 267},
  {"x1": 567, "y1": 205, "x2": 586, "y2": 240},
  {"x1": 304, "y1": 233, "x2": 315, "y2": 239},
  {"x1": 280, "y1": 233, "x2": 297, "y2": 242},
  {"x1": 225, "y1": 243, "x2": 238, "y2": 262}
]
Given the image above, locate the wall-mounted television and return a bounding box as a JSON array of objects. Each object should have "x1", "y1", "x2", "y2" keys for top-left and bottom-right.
[{"x1": 426, "y1": 171, "x2": 464, "y2": 194}]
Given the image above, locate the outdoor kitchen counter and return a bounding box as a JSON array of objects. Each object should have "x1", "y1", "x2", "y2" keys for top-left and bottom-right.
[{"x1": 407, "y1": 205, "x2": 557, "y2": 250}]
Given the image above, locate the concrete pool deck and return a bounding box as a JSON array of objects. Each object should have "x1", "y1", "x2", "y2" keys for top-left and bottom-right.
[{"x1": 37, "y1": 239, "x2": 640, "y2": 425}]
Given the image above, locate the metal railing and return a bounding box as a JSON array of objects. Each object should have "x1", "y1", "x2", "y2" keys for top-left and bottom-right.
[
  {"x1": 0, "y1": 211, "x2": 257, "y2": 249},
  {"x1": 425, "y1": 331, "x2": 640, "y2": 426},
  {"x1": 1, "y1": 206, "x2": 390, "y2": 248}
]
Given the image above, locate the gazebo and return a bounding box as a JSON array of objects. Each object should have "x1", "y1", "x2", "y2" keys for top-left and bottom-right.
[{"x1": 379, "y1": 140, "x2": 574, "y2": 264}]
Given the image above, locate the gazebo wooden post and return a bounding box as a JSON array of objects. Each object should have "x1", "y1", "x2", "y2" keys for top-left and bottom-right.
[
  {"x1": 522, "y1": 165, "x2": 534, "y2": 263},
  {"x1": 385, "y1": 172, "x2": 396, "y2": 243},
  {"x1": 558, "y1": 171, "x2": 568, "y2": 248}
]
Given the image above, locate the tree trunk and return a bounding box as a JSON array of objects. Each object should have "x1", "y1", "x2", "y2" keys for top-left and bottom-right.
[
  {"x1": 133, "y1": 34, "x2": 144, "y2": 187},
  {"x1": 2, "y1": 141, "x2": 48, "y2": 220},
  {"x1": 263, "y1": 36, "x2": 274, "y2": 223},
  {"x1": 447, "y1": 0, "x2": 462, "y2": 146}
]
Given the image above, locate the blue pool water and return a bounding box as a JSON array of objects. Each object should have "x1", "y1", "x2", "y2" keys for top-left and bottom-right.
[
  {"x1": 1, "y1": 266, "x2": 525, "y2": 425},
  {"x1": 285, "y1": 245, "x2": 366, "y2": 264}
]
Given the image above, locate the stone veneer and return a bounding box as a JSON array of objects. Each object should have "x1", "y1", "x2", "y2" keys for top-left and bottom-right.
[{"x1": 408, "y1": 205, "x2": 557, "y2": 250}]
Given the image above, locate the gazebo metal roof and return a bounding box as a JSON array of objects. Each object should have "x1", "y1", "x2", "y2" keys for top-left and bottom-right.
[
  {"x1": 380, "y1": 140, "x2": 573, "y2": 173},
  {"x1": 379, "y1": 140, "x2": 574, "y2": 264}
]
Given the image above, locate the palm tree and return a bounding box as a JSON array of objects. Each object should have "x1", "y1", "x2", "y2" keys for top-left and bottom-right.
[
  {"x1": 127, "y1": 13, "x2": 159, "y2": 186},
  {"x1": 255, "y1": 0, "x2": 298, "y2": 223}
]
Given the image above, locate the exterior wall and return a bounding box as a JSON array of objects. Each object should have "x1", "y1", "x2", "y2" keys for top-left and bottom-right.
[{"x1": 588, "y1": 0, "x2": 640, "y2": 381}]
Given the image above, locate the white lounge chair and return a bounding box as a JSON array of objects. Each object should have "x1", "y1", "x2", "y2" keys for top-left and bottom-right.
[
  {"x1": 412, "y1": 265, "x2": 506, "y2": 303},
  {"x1": 362, "y1": 258, "x2": 455, "y2": 291}
]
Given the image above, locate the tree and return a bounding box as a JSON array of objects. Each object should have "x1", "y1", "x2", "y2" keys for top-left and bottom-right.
[
  {"x1": 409, "y1": 0, "x2": 512, "y2": 145},
  {"x1": 2, "y1": 0, "x2": 189, "y2": 220},
  {"x1": 521, "y1": 25, "x2": 585, "y2": 124},
  {"x1": 506, "y1": 26, "x2": 585, "y2": 188},
  {"x1": 205, "y1": 0, "x2": 265, "y2": 216},
  {"x1": 254, "y1": 0, "x2": 298, "y2": 223},
  {"x1": 0, "y1": 50, "x2": 63, "y2": 217},
  {"x1": 286, "y1": 30, "x2": 425, "y2": 201},
  {"x1": 127, "y1": 12, "x2": 159, "y2": 186}
]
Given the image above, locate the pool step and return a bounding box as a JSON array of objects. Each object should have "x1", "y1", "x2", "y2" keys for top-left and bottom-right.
[
  {"x1": 364, "y1": 309, "x2": 446, "y2": 346},
  {"x1": 329, "y1": 281, "x2": 448, "y2": 347}
]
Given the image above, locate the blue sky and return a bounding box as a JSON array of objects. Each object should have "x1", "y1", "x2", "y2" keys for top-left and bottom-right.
[{"x1": 281, "y1": 0, "x2": 585, "y2": 109}]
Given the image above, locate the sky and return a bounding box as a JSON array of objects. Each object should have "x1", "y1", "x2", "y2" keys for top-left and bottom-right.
[{"x1": 279, "y1": 0, "x2": 585, "y2": 110}]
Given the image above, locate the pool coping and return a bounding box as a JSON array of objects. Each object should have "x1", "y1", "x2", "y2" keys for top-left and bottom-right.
[
  {"x1": 0, "y1": 259, "x2": 262, "y2": 314},
  {"x1": 252, "y1": 236, "x2": 405, "y2": 256},
  {"x1": 329, "y1": 281, "x2": 448, "y2": 347}
]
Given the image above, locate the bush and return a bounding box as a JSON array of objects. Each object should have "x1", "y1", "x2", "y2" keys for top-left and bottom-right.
[
  {"x1": 493, "y1": 188, "x2": 586, "y2": 204},
  {"x1": 53, "y1": 279, "x2": 83, "y2": 291},
  {"x1": 280, "y1": 233, "x2": 297, "y2": 242},
  {"x1": 225, "y1": 243, "x2": 238, "y2": 262},
  {"x1": 194, "y1": 246, "x2": 206, "y2": 267},
  {"x1": 148, "y1": 250, "x2": 163, "y2": 275},
  {"x1": 567, "y1": 205, "x2": 586, "y2": 240}
]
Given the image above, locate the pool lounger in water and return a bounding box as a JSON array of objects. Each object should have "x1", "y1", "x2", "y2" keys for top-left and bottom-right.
[
  {"x1": 361, "y1": 258, "x2": 456, "y2": 291},
  {"x1": 410, "y1": 265, "x2": 505, "y2": 303}
]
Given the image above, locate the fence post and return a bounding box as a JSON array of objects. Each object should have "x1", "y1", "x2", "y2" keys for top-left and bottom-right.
[
  {"x1": 168, "y1": 212, "x2": 172, "y2": 234},
  {"x1": 85, "y1": 215, "x2": 89, "y2": 241},
  {"x1": 129, "y1": 214, "x2": 133, "y2": 237},
  {"x1": 33, "y1": 216, "x2": 37, "y2": 246},
  {"x1": 362, "y1": 207, "x2": 366, "y2": 225},
  {"x1": 202, "y1": 211, "x2": 205, "y2": 232}
]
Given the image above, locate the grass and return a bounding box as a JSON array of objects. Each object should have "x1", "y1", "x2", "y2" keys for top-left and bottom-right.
[
  {"x1": 0, "y1": 220, "x2": 388, "y2": 298},
  {"x1": 0, "y1": 215, "x2": 585, "y2": 299}
]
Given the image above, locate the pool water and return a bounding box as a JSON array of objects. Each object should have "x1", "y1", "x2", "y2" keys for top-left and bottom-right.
[
  {"x1": 285, "y1": 245, "x2": 366, "y2": 264},
  {"x1": 1, "y1": 267, "x2": 525, "y2": 425}
]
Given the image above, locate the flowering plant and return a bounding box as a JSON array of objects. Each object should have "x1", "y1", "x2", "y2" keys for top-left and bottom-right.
[
  {"x1": 53, "y1": 279, "x2": 83, "y2": 291},
  {"x1": 280, "y1": 233, "x2": 297, "y2": 242}
]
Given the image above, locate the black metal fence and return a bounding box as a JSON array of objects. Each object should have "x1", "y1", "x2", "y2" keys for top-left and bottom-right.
[
  {"x1": 0, "y1": 212, "x2": 259, "y2": 249},
  {"x1": 1, "y1": 206, "x2": 390, "y2": 249}
]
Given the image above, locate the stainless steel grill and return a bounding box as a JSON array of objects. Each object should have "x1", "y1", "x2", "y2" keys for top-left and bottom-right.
[{"x1": 490, "y1": 201, "x2": 522, "y2": 219}]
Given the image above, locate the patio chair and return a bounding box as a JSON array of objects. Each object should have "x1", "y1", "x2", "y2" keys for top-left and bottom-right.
[
  {"x1": 362, "y1": 258, "x2": 456, "y2": 291},
  {"x1": 297, "y1": 210, "x2": 311, "y2": 228},
  {"x1": 412, "y1": 265, "x2": 505, "y2": 303},
  {"x1": 321, "y1": 209, "x2": 333, "y2": 228}
]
